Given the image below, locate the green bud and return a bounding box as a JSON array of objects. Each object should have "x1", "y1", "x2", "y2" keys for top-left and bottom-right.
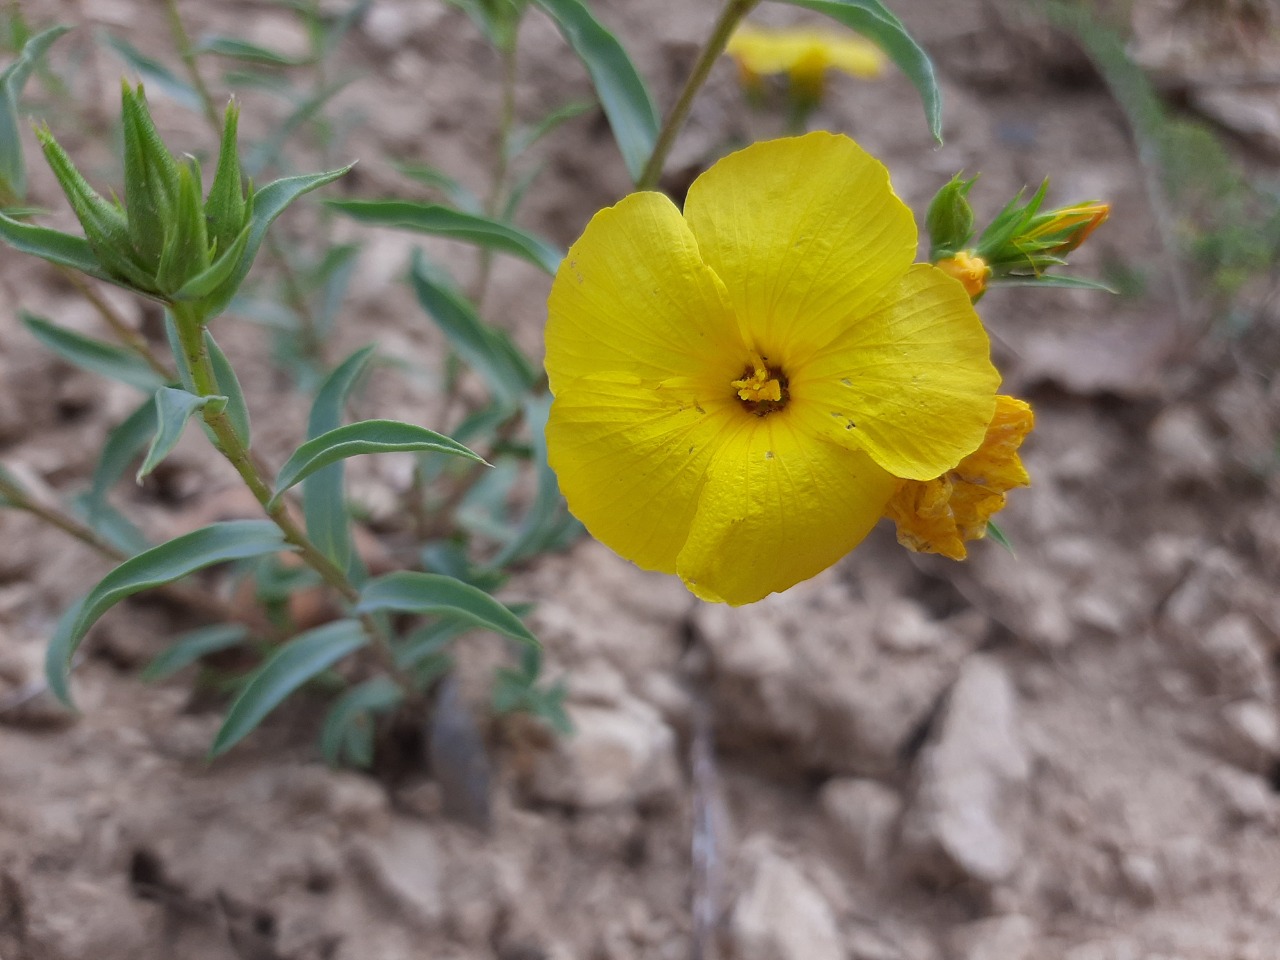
[
  {"x1": 205, "y1": 99, "x2": 248, "y2": 257},
  {"x1": 121, "y1": 81, "x2": 181, "y2": 266},
  {"x1": 155, "y1": 158, "x2": 211, "y2": 297},
  {"x1": 925, "y1": 173, "x2": 976, "y2": 260},
  {"x1": 36, "y1": 124, "x2": 155, "y2": 290}
]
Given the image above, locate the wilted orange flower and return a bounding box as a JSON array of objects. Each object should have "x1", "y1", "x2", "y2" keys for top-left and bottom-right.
[
  {"x1": 885, "y1": 395, "x2": 1033, "y2": 560},
  {"x1": 1022, "y1": 201, "x2": 1110, "y2": 256}
]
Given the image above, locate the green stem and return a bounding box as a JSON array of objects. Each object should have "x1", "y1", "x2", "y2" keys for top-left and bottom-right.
[
  {"x1": 60, "y1": 268, "x2": 176, "y2": 381},
  {"x1": 169, "y1": 305, "x2": 409, "y2": 682},
  {"x1": 472, "y1": 36, "x2": 520, "y2": 309},
  {"x1": 162, "y1": 0, "x2": 222, "y2": 134},
  {"x1": 636, "y1": 0, "x2": 759, "y2": 192}
]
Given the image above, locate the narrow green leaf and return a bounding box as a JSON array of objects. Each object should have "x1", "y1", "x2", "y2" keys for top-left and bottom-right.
[
  {"x1": 508, "y1": 98, "x2": 595, "y2": 158},
  {"x1": 986, "y1": 520, "x2": 1016, "y2": 556},
  {"x1": 395, "y1": 618, "x2": 472, "y2": 670},
  {"x1": 0, "y1": 25, "x2": 71, "y2": 198},
  {"x1": 319, "y1": 675, "x2": 403, "y2": 767},
  {"x1": 211, "y1": 619, "x2": 369, "y2": 756},
  {"x1": 529, "y1": 0, "x2": 658, "y2": 182},
  {"x1": 304, "y1": 345, "x2": 376, "y2": 573},
  {"x1": 138, "y1": 387, "x2": 226, "y2": 481},
  {"x1": 991, "y1": 274, "x2": 1118, "y2": 293},
  {"x1": 84, "y1": 402, "x2": 159, "y2": 516},
  {"x1": 48, "y1": 520, "x2": 290, "y2": 706},
  {"x1": 328, "y1": 198, "x2": 563, "y2": 274},
  {"x1": 194, "y1": 35, "x2": 312, "y2": 66},
  {"x1": 22, "y1": 312, "x2": 165, "y2": 392},
  {"x1": 779, "y1": 0, "x2": 943, "y2": 143},
  {"x1": 200, "y1": 164, "x2": 353, "y2": 318},
  {"x1": 101, "y1": 34, "x2": 203, "y2": 112},
  {"x1": 141, "y1": 623, "x2": 250, "y2": 681},
  {"x1": 311, "y1": 242, "x2": 361, "y2": 338},
  {"x1": 44, "y1": 596, "x2": 87, "y2": 707},
  {"x1": 243, "y1": 78, "x2": 351, "y2": 176},
  {"x1": 356, "y1": 571, "x2": 538, "y2": 648},
  {"x1": 173, "y1": 222, "x2": 251, "y2": 301},
  {"x1": 408, "y1": 251, "x2": 539, "y2": 408},
  {"x1": 69, "y1": 492, "x2": 150, "y2": 556},
  {"x1": 0, "y1": 211, "x2": 110, "y2": 279},
  {"x1": 395, "y1": 162, "x2": 483, "y2": 213},
  {"x1": 270, "y1": 419, "x2": 486, "y2": 508},
  {"x1": 204, "y1": 330, "x2": 252, "y2": 447}
]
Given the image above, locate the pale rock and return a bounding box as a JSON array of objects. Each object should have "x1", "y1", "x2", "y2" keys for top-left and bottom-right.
[
  {"x1": 729, "y1": 839, "x2": 845, "y2": 960},
  {"x1": 1191, "y1": 614, "x2": 1272, "y2": 700},
  {"x1": 526, "y1": 695, "x2": 679, "y2": 809},
  {"x1": 567, "y1": 659, "x2": 629, "y2": 706},
  {"x1": 30, "y1": 877, "x2": 151, "y2": 960},
  {"x1": 1219, "y1": 699, "x2": 1280, "y2": 772},
  {"x1": 1116, "y1": 852, "x2": 1161, "y2": 906},
  {"x1": 695, "y1": 590, "x2": 979, "y2": 775},
  {"x1": 349, "y1": 818, "x2": 444, "y2": 928},
  {"x1": 949, "y1": 914, "x2": 1037, "y2": 960},
  {"x1": 247, "y1": 13, "x2": 312, "y2": 62},
  {"x1": 1202, "y1": 766, "x2": 1277, "y2": 827},
  {"x1": 1149, "y1": 406, "x2": 1220, "y2": 485},
  {"x1": 275, "y1": 766, "x2": 388, "y2": 830},
  {"x1": 900, "y1": 656, "x2": 1029, "y2": 885},
  {"x1": 875, "y1": 600, "x2": 948, "y2": 653},
  {"x1": 819, "y1": 778, "x2": 901, "y2": 872}
]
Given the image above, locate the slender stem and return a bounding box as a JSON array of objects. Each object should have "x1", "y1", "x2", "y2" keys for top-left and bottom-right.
[
  {"x1": 472, "y1": 36, "x2": 520, "y2": 309},
  {"x1": 59, "y1": 268, "x2": 176, "y2": 380},
  {"x1": 636, "y1": 0, "x2": 759, "y2": 192},
  {"x1": 161, "y1": 0, "x2": 222, "y2": 134},
  {"x1": 169, "y1": 305, "x2": 411, "y2": 683}
]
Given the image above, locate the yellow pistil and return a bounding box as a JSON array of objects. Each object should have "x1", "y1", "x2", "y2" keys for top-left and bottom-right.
[{"x1": 732, "y1": 356, "x2": 785, "y2": 408}]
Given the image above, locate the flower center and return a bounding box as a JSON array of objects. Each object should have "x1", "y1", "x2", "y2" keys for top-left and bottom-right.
[{"x1": 732, "y1": 356, "x2": 790, "y2": 416}]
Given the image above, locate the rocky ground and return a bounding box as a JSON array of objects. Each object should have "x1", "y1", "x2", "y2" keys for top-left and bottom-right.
[{"x1": 2, "y1": 0, "x2": 1280, "y2": 958}]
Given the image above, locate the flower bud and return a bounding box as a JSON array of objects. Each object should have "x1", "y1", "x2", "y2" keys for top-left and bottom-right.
[
  {"x1": 935, "y1": 250, "x2": 990, "y2": 299},
  {"x1": 926, "y1": 173, "x2": 976, "y2": 259}
]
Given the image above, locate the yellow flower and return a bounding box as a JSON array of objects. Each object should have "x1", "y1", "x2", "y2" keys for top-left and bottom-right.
[
  {"x1": 884, "y1": 396, "x2": 1034, "y2": 560},
  {"x1": 544, "y1": 133, "x2": 1000, "y2": 605},
  {"x1": 936, "y1": 250, "x2": 991, "y2": 299},
  {"x1": 726, "y1": 24, "x2": 886, "y2": 101}
]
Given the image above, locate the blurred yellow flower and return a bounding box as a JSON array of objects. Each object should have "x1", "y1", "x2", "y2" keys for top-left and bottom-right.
[
  {"x1": 726, "y1": 23, "x2": 886, "y2": 101},
  {"x1": 936, "y1": 250, "x2": 991, "y2": 299},
  {"x1": 884, "y1": 395, "x2": 1034, "y2": 560},
  {"x1": 544, "y1": 133, "x2": 1000, "y2": 605}
]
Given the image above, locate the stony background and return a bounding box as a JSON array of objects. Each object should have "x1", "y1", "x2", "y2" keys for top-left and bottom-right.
[{"x1": 2, "y1": 0, "x2": 1280, "y2": 958}]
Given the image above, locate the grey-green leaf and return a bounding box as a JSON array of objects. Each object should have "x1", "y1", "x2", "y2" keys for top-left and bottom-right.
[
  {"x1": 141, "y1": 623, "x2": 250, "y2": 681},
  {"x1": 101, "y1": 34, "x2": 204, "y2": 112},
  {"x1": 44, "y1": 596, "x2": 87, "y2": 707},
  {"x1": 356, "y1": 571, "x2": 538, "y2": 648},
  {"x1": 194, "y1": 35, "x2": 312, "y2": 66},
  {"x1": 328, "y1": 198, "x2": 563, "y2": 274},
  {"x1": 0, "y1": 25, "x2": 71, "y2": 198},
  {"x1": 211, "y1": 619, "x2": 369, "y2": 756},
  {"x1": 409, "y1": 251, "x2": 539, "y2": 409},
  {"x1": 779, "y1": 0, "x2": 942, "y2": 143},
  {"x1": 138, "y1": 387, "x2": 226, "y2": 482},
  {"x1": 270, "y1": 419, "x2": 486, "y2": 508},
  {"x1": 204, "y1": 330, "x2": 252, "y2": 447},
  {"x1": 0, "y1": 212, "x2": 111, "y2": 279},
  {"x1": 304, "y1": 345, "x2": 377, "y2": 573},
  {"x1": 529, "y1": 0, "x2": 658, "y2": 183},
  {"x1": 318, "y1": 675, "x2": 403, "y2": 767},
  {"x1": 47, "y1": 520, "x2": 290, "y2": 706},
  {"x1": 22, "y1": 312, "x2": 166, "y2": 393}
]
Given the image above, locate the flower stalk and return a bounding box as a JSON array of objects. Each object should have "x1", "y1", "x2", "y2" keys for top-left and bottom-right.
[{"x1": 636, "y1": 0, "x2": 760, "y2": 191}]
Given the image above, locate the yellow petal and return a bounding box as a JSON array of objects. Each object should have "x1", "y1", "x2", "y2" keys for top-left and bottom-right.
[
  {"x1": 675, "y1": 413, "x2": 897, "y2": 605},
  {"x1": 791, "y1": 263, "x2": 999, "y2": 480},
  {"x1": 545, "y1": 191, "x2": 742, "y2": 395},
  {"x1": 546, "y1": 373, "x2": 739, "y2": 574},
  {"x1": 683, "y1": 132, "x2": 917, "y2": 366}
]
